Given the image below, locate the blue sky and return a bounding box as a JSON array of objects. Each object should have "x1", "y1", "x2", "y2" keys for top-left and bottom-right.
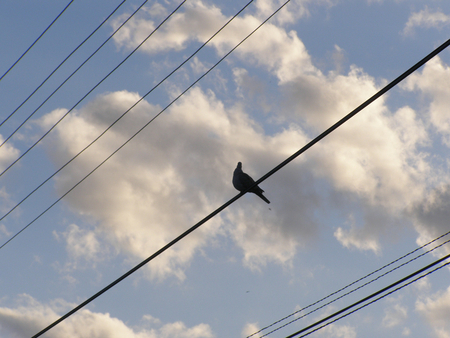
[{"x1": 1, "y1": 1, "x2": 450, "y2": 337}]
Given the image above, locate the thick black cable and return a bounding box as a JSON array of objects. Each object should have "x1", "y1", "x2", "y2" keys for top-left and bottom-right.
[
  {"x1": 0, "y1": 1, "x2": 74, "y2": 85},
  {"x1": 258, "y1": 236, "x2": 450, "y2": 337},
  {"x1": 297, "y1": 260, "x2": 450, "y2": 338},
  {"x1": 0, "y1": 0, "x2": 151, "y2": 158},
  {"x1": 249, "y1": 230, "x2": 450, "y2": 337},
  {"x1": 30, "y1": 36, "x2": 450, "y2": 337},
  {"x1": 0, "y1": 0, "x2": 255, "y2": 248},
  {"x1": 0, "y1": 0, "x2": 128, "y2": 143},
  {"x1": 286, "y1": 254, "x2": 450, "y2": 338}
]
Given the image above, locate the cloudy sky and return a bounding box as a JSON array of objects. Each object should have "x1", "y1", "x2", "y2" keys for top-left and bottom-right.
[{"x1": 0, "y1": 0, "x2": 450, "y2": 337}]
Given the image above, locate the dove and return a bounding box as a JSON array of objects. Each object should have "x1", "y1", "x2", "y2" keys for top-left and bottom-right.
[{"x1": 232, "y1": 162, "x2": 270, "y2": 204}]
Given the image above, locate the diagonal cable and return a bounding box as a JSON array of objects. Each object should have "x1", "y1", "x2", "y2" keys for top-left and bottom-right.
[
  {"x1": 257, "y1": 236, "x2": 450, "y2": 337},
  {"x1": 0, "y1": 0, "x2": 255, "y2": 247},
  {"x1": 29, "y1": 34, "x2": 450, "y2": 338},
  {"x1": 0, "y1": 0, "x2": 128, "y2": 138},
  {"x1": 0, "y1": 1, "x2": 74, "y2": 84},
  {"x1": 288, "y1": 255, "x2": 450, "y2": 338},
  {"x1": 0, "y1": 0, "x2": 184, "y2": 178}
]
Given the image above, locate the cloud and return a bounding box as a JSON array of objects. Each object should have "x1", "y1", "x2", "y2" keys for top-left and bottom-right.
[
  {"x1": 403, "y1": 56, "x2": 450, "y2": 252},
  {"x1": 38, "y1": 85, "x2": 321, "y2": 279},
  {"x1": 318, "y1": 323, "x2": 356, "y2": 338},
  {"x1": 0, "y1": 134, "x2": 20, "y2": 173},
  {"x1": 39, "y1": 0, "x2": 445, "y2": 272},
  {"x1": 111, "y1": 1, "x2": 227, "y2": 54},
  {"x1": 253, "y1": 0, "x2": 337, "y2": 25},
  {"x1": 403, "y1": 7, "x2": 450, "y2": 35},
  {"x1": 382, "y1": 302, "x2": 408, "y2": 328},
  {"x1": 241, "y1": 322, "x2": 261, "y2": 338},
  {"x1": 416, "y1": 286, "x2": 450, "y2": 338},
  {"x1": 53, "y1": 224, "x2": 108, "y2": 273},
  {"x1": 0, "y1": 294, "x2": 214, "y2": 338},
  {"x1": 403, "y1": 57, "x2": 450, "y2": 145}
]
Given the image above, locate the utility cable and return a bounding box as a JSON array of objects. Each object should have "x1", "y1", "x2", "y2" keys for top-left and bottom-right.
[
  {"x1": 0, "y1": 0, "x2": 128, "y2": 138},
  {"x1": 286, "y1": 253, "x2": 450, "y2": 338},
  {"x1": 0, "y1": 0, "x2": 190, "y2": 177},
  {"x1": 0, "y1": 0, "x2": 256, "y2": 248},
  {"x1": 30, "y1": 35, "x2": 450, "y2": 338},
  {"x1": 255, "y1": 234, "x2": 450, "y2": 337},
  {"x1": 0, "y1": 0, "x2": 183, "y2": 177},
  {"x1": 0, "y1": 1, "x2": 74, "y2": 84}
]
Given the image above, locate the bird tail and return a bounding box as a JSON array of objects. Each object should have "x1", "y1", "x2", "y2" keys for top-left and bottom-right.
[{"x1": 256, "y1": 192, "x2": 270, "y2": 204}]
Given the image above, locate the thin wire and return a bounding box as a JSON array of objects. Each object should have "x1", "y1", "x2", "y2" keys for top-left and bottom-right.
[
  {"x1": 0, "y1": 1, "x2": 74, "y2": 85},
  {"x1": 0, "y1": 0, "x2": 128, "y2": 141},
  {"x1": 0, "y1": 0, "x2": 255, "y2": 247},
  {"x1": 30, "y1": 35, "x2": 450, "y2": 338},
  {"x1": 287, "y1": 255, "x2": 450, "y2": 338},
  {"x1": 0, "y1": 0, "x2": 152, "y2": 153},
  {"x1": 258, "y1": 236, "x2": 450, "y2": 337},
  {"x1": 0, "y1": 0, "x2": 181, "y2": 178}
]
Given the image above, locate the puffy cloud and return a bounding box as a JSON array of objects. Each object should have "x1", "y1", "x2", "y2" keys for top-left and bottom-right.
[
  {"x1": 0, "y1": 135, "x2": 19, "y2": 173},
  {"x1": 53, "y1": 224, "x2": 107, "y2": 272},
  {"x1": 241, "y1": 322, "x2": 261, "y2": 338},
  {"x1": 0, "y1": 294, "x2": 213, "y2": 338},
  {"x1": 382, "y1": 302, "x2": 408, "y2": 328},
  {"x1": 410, "y1": 184, "x2": 450, "y2": 254},
  {"x1": 318, "y1": 323, "x2": 356, "y2": 338},
  {"x1": 38, "y1": 85, "x2": 320, "y2": 279},
  {"x1": 43, "y1": 0, "x2": 442, "y2": 268},
  {"x1": 403, "y1": 57, "x2": 450, "y2": 145},
  {"x1": 403, "y1": 7, "x2": 450, "y2": 35},
  {"x1": 403, "y1": 57, "x2": 450, "y2": 252},
  {"x1": 416, "y1": 286, "x2": 450, "y2": 338},
  {"x1": 253, "y1": 0, "x2": 336, "y2": 25},
  {"x1": 112, "y1": 1, "x2": 227, "y2": 54}
]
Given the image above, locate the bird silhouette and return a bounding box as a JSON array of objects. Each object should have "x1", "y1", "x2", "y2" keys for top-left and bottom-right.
[{"x1": 232, "y1": 162, "x2": 270, "y2": 204}]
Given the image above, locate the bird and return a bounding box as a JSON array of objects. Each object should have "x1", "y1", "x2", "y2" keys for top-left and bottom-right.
[{"x1": 232, "y1": 162, "x2": 270, "y2": 204}]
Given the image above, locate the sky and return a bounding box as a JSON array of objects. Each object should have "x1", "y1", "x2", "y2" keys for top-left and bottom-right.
[{"x1": 0, "y1": 0, "x2": 450, "y2": 337}]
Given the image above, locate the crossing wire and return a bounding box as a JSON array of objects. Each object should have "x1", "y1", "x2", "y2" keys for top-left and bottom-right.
[
  {"x1": 254, "y1": 233, "x2": 450, "y2": 337},
  {"x1": 286, "y1": 253, "x2": 450, "y2": 338},
  {"x1": 0, "y1": 0, "x2": 254, "y2": 249},
  {"x1": 0, "y1": 0, "x2": 128, "y2": 141},
  {"x1": 0, "y1": 1, "x2": 74, "y2": 85},
  {"x1": 30, "y1": 34, "x2": 450, "y2": 338}
]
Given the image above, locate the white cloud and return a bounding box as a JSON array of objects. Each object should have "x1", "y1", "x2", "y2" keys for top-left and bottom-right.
[
  {"x1": 241, "y1": 322, "x2": 261, "y2": 338},
  {"x1": 416, "y1": 286, "x2": 450, "y2": 338},
  {"x1": 38, "y1": 85, "x2": 320, "y2": 279},
  {"x1": 0, "y1": 134, "x2": 20, "y2": 173},
  {"x1": 112, "y1": 1, "x2": 227, "y2": 54},
  {"x1": 53, "y1": 224, "x2": 107, "y2": 272},
  {"x1": 253, "y1": 0, "x2": 336, "y2": 25},
  {"x1": 382, "y1": 303, "x2": 408, "y2": 328},
  {"x1": 319, "y1": 323, "x2": 356, "y2": 338},
  {"x1": 334, "y1": 215, "x2": 381, "y2": 254},
  {"x1": 0, "y1": 294, "x2": 213, "y2": 338},
  {"x1": 41, "y1": 0, "x2": 444, "y2": 270},
  {"x1": 403, "y1": 7, "x2": 450, "y2": 35},
  {"x1": 403, "y1": 57, "x2": 450, "y2": 145}
]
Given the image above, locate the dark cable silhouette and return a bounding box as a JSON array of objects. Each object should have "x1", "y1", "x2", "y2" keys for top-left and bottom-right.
[{"x1": 0, "y1": 1, "x2": 74, "y2": 85}]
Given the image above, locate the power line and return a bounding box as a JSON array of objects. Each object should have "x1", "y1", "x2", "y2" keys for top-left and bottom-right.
[
  {"x1": 30, "y1": 34, "x2": 450, "y2": 338},
  {"x1": 286, "y1": 253, "x2": 450, "y2": 338},
  {"x1": 0, "y1": 1, "x2": 74, "y2": 84},
  {"x1": 254, "y1": 233, "x2": 450, "y2": 337},
  {"x1": 0, "y1": 0, "x2": 183, "y2": 178},
  {"x1": 0, "y1": 0, "x2": 256, "y2": 248},
  {"x1": 0, "y1": 0, "x2": 128, "y2": 140}
]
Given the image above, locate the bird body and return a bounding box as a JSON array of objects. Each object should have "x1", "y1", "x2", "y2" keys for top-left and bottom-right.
[{"x1": 233, "y1": 162, "x2": 270, "y2": 204}]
